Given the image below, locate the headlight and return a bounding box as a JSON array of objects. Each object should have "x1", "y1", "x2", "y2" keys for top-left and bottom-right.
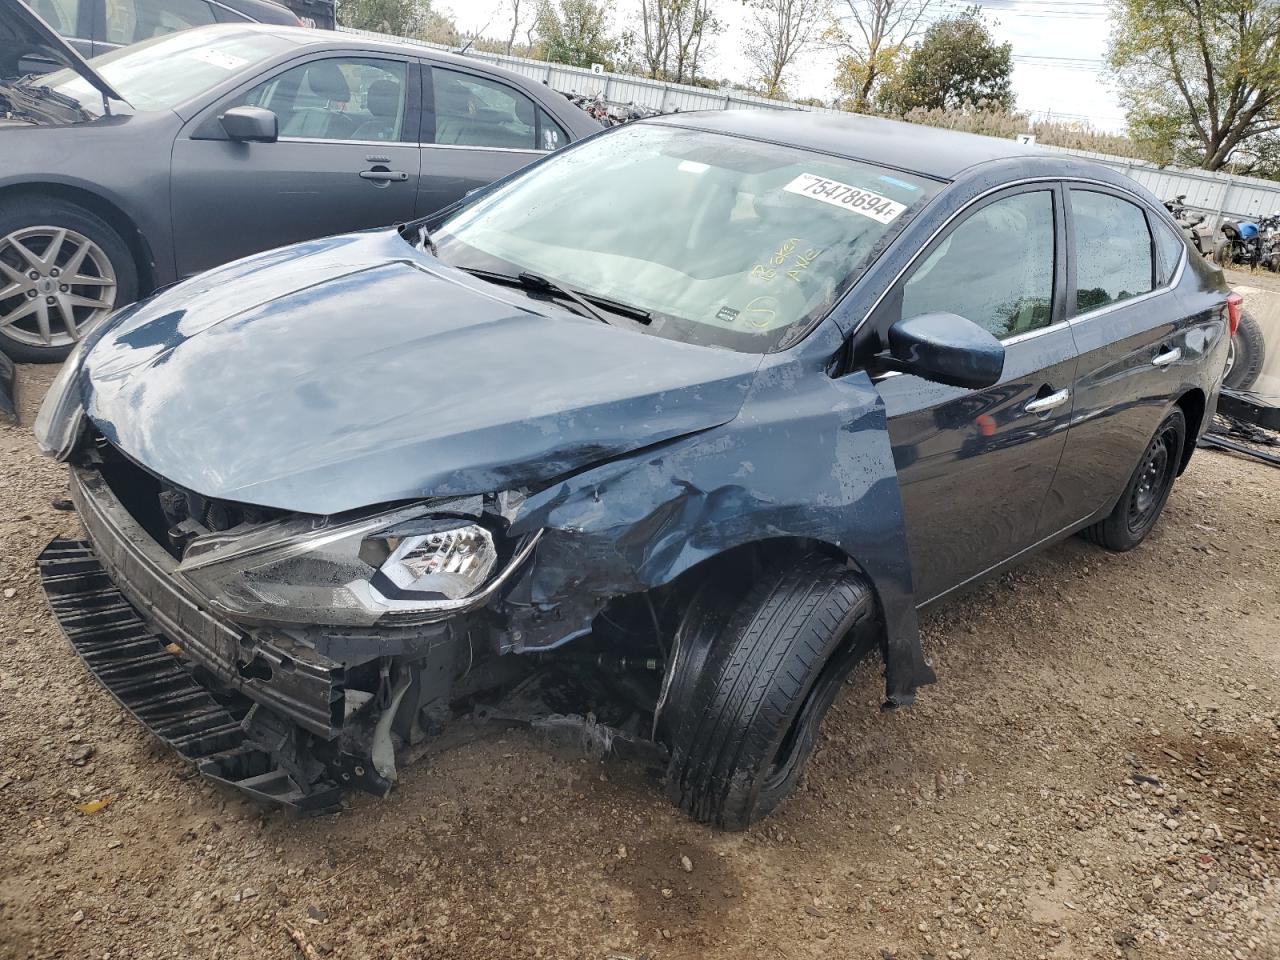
[{"x1": 177, "y1": 503, "x2": 534, "y2": 627}]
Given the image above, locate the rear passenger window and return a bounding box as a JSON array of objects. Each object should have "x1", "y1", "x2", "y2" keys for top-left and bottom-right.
[
  {"x1": 1070, "y1": 190, "x2": 1154, "y2": 312},
  {"x1": 901, "y1": 190, "x2": 1055, "y2": 339},
  {"x1": 1153, "y1": 219, "x2": 1186, "y2": 286},
  {"x1": 431, "y1": 68, "x2": 537, "y2": 150}
]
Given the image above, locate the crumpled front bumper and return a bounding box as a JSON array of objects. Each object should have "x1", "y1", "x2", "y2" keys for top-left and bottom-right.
[{"x1": 36, "y1": 467, "x2": 406, "y2": 813}]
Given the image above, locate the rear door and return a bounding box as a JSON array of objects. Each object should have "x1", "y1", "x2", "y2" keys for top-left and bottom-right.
[
  {"x1": 1038, "y1": 186, "x2": 1189, "y2": 532},
  {"x1": 873, "y1": 184, "x2": 1079, "y2": 604},
  {"x1": 416, "y1": 63, "x2": 570, "y2": 216},
  {"x1": 170, "y1": 53, "x2": 422, "y2": 277}
]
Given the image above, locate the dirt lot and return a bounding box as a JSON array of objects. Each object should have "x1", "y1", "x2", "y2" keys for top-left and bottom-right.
[{"x1": 1, "y1": 359, "x2": 1277, "y2": 960}]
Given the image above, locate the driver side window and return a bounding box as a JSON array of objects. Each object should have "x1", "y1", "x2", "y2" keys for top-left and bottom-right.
[
  {"x1": 241, "y1": 58, "x2": 408, "y2": 143},
  {"x1": 902, "y1": 190, "x2": 1056, "y2": 339}
]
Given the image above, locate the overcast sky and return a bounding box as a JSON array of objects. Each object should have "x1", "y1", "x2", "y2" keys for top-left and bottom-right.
[{"x1": 441, "y1": 0, "x2": 1128, "y2": 132}]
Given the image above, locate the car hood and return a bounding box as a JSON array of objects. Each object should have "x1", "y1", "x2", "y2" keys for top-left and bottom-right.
[
  {"x1": 0, "y1": 0, "x2": 124, "y2": 102},
  {"x1": 80, "y1": 231, "x2": 763, "y2": 514}
]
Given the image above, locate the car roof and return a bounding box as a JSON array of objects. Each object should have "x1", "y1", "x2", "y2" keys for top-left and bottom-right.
[
  {"x1": 218, "y1": 23, "x2": 524, "y2": 74},
  {"x1": 652, "y1": 110, "x2": 1047, "y2": 181}
]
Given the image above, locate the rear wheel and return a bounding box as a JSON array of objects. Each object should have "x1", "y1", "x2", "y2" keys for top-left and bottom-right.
[
  {"x1": 0, "y1": 197, "x2": 137, "y2": 363},
  {"x1": 663, "y1": 553, "x2": 877, "y2": 829},
  {"x1": 1081, "y1": 408, "x2": 1186, "y2": 552},
  {"x1": 1212, "y1": 238, "x2": 1232, "y2": 268},
  {"x1": 1224, "y1": 308, "x2": 1266, "y2": 391}
]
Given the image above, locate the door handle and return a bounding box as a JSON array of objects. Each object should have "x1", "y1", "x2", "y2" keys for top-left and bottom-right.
[
  {"x1": 359, "y1": 170, "x2": 408, "y2": 182},
  {"x1": 1025, "y1": 388, "x2": 1070, "y2": 414},
  {"x1": 1152, "y1": 346, "x2": 1182, "y2": 367}
]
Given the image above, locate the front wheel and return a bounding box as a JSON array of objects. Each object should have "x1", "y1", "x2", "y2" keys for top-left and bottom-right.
[
  {"x1": 1081, "y1": 407, "x2": 1186, "y2": 552},
  {"x1": 0, "y1": 196, "x2": 138, "y2": 363},
  {"x1": 664, "y1": 554, "x2": 877, "y2": 829}
]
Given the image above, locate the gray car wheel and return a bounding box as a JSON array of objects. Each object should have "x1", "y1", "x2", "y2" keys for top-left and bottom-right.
[{"x1": 0, "y1": 198, "x2": 137, "y2": 363}]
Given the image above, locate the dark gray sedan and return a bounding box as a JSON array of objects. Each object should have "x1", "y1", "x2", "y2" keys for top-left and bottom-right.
[
  {"x1": 0, "y1": 11, "x2": 599, "y2": 360},
  {"x1": 36, "y1": 111, "x2": 1234, "y2": 826}
]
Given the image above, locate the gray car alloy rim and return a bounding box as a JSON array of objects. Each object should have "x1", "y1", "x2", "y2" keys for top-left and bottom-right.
[
  {"x1": 1225, "y1": 335, "x2": 1236, "y2": 378},
  {"x1": 0, "y1": 226, "x2": 117, "y2": 348}
]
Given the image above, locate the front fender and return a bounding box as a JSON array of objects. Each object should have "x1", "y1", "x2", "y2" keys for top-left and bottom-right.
[{"x1": 506, "y1": 353, "x2": 935, "y2": 706}]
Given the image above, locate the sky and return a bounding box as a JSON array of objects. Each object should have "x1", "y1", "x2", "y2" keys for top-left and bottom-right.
[{"x1": 440, "y1": 0, "x2": 1129, "y2": 133}]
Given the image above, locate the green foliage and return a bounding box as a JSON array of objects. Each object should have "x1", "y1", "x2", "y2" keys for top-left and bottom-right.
[
  {"x1": 828, "y1": 0, "x2": 934, "y2": 112},
  {"x1": 534, "y1": 0, "x2": 620, "y2": 68},
  {"x1": 336, "y1": 0, "x2": 424, "y2": 35},
  {"x1": 1109, "y1": 0, "x2": 1280, "y2": 172},
  {"x1": 877, "y1": 8, "x2": 1013, "y2": 114},
  {"x1": 336, "y1": 0, "x2": 458, "y2": 42}
]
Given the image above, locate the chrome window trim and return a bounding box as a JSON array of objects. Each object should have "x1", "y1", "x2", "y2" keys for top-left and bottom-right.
[
  {"x1": 421, "y1": 143, "x2": 546, "y2": 155},
  {"x1": 1000, "y1": 317, "x2": 1071, "y2": 346},
  {"x1": 278, "y1": 136, "x2": 417, "y2": 147},
  {"x1": 856, "y1": 175, "x2": 1180, "y2": 340}
]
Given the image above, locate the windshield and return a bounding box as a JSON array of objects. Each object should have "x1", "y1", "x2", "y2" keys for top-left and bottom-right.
[
  {"x1": 40, "y1": 30, "x2": 296, "y2": 115},
  {"x1": 434, "y1": 123, "x2": 941, "y2": 352}
]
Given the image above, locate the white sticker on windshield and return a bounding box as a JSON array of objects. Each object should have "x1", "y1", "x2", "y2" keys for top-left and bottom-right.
[
  {"x1": 192, "y1": 48, "x2": 248, "y2": 71},
  {"x1": 783, "y1": 173, "x2": 907, "y2": 224}
]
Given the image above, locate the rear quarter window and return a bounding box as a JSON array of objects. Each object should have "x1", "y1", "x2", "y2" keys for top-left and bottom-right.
[{"x1": 1152, "y1": 218, "x2": 1187, "y2": 286}]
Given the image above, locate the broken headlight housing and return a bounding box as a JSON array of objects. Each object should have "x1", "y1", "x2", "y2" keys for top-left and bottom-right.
[{"x1": 177, "y1": 503, "x2": 533, "y2": 627}]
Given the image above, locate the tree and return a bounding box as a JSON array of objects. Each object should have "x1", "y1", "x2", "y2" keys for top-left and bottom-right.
[
  {"x1": 535, "y1": 0, "x2": 620, "y2": 68},
  {"x1": 506, "y1": 0, "x2": 527, "y2": 54},
  {"x1": 877, "y1": 9, "x2": 1013, "y2": 113},
  {"x1": 744, "y1": 0, "x2": 831, "y2": 98},
  {"x1": 830, "y1": 0, "x2": 934, "y2": 111},
  {"x1": 1110, "y1": 0, "x2": 1280, "y2": 171},
  {"x1": 337, "y1": 0, "x2": 425, "y2": 35},
  {"x1": 636, "y1": 0, "x2": 720, "y2": 83}
]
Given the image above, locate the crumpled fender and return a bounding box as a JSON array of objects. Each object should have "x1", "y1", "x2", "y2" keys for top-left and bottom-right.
[{"x1": 505, "y1": 348, "x2": 935, "y2": 706}]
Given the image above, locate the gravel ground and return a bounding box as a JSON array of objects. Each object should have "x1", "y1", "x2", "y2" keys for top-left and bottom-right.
[{"x1": 1, "y1": 361, "x2": 1277, "y2": 960}]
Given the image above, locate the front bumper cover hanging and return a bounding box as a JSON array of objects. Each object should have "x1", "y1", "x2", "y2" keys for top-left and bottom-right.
[{"x1": 37, "y1": 537, "x2": 389, "y2": 814}]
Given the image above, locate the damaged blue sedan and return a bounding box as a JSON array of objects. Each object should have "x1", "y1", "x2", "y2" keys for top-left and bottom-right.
[{"x1": 35, "y1": 111, "x2": 1235, "y2": 827}]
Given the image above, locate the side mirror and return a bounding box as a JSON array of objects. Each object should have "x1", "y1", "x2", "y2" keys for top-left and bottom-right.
[
  {"x1": 220, "y1": 106, "x2": 278, "y2": 143},
  {"x1": 884, "y1": 312, "x2": 1005, "y2": 390}
]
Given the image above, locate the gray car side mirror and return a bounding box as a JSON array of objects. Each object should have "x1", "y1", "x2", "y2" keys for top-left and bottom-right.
[
  {"x1": 220, "y1": 106, "x2": 278, "y2": 143},
  {"x1": 883, "y1": 312, "x2": 1006, "y2": 390}
]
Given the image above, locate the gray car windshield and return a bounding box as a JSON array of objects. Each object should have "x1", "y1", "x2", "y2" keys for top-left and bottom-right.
[
  {"x1": 41, "y1": 30, "x2": 296, "y2": 115},
  {"x1": 434, "y1": 123, "x2": 940, "y2": 352}
]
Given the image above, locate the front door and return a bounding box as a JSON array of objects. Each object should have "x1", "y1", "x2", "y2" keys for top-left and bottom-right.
[
  {"x1": 171, "y1": 54, "x2": 422, "y2": 278},
  {"x1": 873, "y1": 185, "x2": 1079, "y2": 603}
]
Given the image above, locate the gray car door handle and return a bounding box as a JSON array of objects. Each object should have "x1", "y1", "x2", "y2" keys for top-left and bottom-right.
[
  {"x1": 1152, "y1": 346, "x2": 1182, "y2": 367},
  {"x1": 1025, "y1": 388, "x2": 1070, "y2": 414},
  {"x1": 359, "y1": 170, "x2": 409, "y2": 182}
]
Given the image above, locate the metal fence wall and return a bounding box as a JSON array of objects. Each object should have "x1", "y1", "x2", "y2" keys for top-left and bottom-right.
[{"x1": 339, "y1": 25, "x2": 1280, "y2": 227}]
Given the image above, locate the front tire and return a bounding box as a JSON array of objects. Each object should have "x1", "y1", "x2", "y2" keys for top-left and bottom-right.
[
  {"x1": 1081, "y1": 408, "x2": 1186, "y2": 552},
  {"x1": 0, "y1": 196, "x2": 138, "y2": 363},
  {"x1": 664, "y1": 554, "x2": 877, "y2": 830}
]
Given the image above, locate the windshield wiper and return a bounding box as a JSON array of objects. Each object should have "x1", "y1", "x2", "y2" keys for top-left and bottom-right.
[
  {"x1": 458, "y1": 267, "x2": 651, "y2": 326},
  {"x1": 5, "y1": 77, "x2": 93, "y2": 121}
]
